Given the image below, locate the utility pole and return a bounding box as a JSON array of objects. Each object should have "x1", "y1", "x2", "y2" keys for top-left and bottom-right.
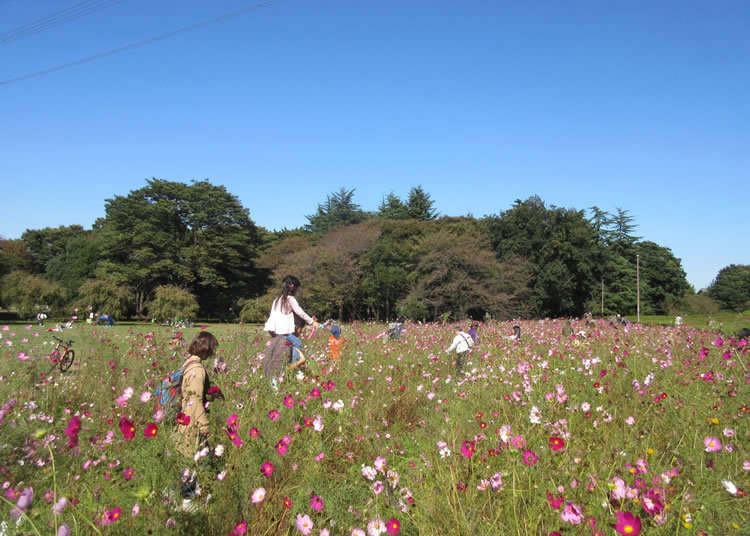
[
  {"x1": 636, "y1": 254, "x2": 640, "y2": 323},
  {"x1": 601, "y1": 279, "x2": 604, "y2": 316}
]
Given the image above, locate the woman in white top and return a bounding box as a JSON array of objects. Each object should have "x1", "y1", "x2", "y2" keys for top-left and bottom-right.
[{"x1": 264, "y1": 275, "x2": 318, "y2": 364}]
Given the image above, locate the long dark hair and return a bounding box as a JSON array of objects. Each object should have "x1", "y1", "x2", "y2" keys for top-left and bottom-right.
[{"x1": 275, "y1": 275, "x2": 301, "y2": 313}]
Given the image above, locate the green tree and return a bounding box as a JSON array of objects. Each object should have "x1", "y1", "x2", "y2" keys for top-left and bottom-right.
[
  {"x1": 398, "y1": 226, "x2": 531, "y2": 320},
  {"x1": 635, "y1": 241, "x2": 691, "y2": 314},
  {"x1": 148, "y1": 285, "x2": 199, "y2": 322},
  {"x1": 361, "y1": 220, "x2": 423, "y2": 319},
  {"x1": 305, "y1": 187, "x2": 366, "y2": 233},
  {"x1": 76, "y1": 278, "x2": 132, "y2": 319},
  {"x1": 406, "y1": 186, "x2": 438, "y2": 221},
  {"x1": 481, "y1": 197, "x2": 604, "y2": 317},
  {"x1": 45, "y1": 232, "x2": 102, "y2": 296},
  {"x1": 377, "y1": 192, "x2": 410, "y2": 220},
  {"x1": 0, "y1": 271, "x2": 64, "y2": 318},
  {"x1": 606, "y1": 208, "x2": 641, "y2": 254},
  {"x1": 706, "y1": 264, "x2": 750, "y2": 312},
  {"x1": 0, "y1": 238, "x2": 32, "y2": 277},
  {"x1": 95, "y1": 179, "x2": 263, "y2": 318},
  {"x1": 22, "y1": 225, "x2": 86, "y2": 274}
]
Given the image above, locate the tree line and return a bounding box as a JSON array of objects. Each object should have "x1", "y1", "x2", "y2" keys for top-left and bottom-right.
[{"x1": 0, "y1": 179, "x2": 746, "y2": 322}]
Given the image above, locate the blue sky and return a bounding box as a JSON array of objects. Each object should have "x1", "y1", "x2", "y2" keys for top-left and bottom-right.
[{"x1": 1, "y1": 0, "x2": 748, "y2": 291}]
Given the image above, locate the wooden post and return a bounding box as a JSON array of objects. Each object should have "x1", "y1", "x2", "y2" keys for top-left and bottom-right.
[
  {"x1": 601, "y1": 279, "x2": 604, "y2": 316},
  {"x1": 636, "y1": 254, "x2": 640, "y2": 323}
]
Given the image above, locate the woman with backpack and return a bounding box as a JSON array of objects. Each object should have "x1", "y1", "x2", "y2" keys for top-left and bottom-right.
[{"x1": 172, "y1": 331, "x2": 219, "y2": 458}]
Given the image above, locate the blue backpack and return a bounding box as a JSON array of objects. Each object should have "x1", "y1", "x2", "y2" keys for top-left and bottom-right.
[{"x1": 154, "y1": 362, "x2": 201, "y2": 422}]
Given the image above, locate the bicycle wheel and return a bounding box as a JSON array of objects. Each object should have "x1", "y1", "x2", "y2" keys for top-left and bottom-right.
[{"x1": 59, "y1": 349, "x2": 75, "y2": 372}]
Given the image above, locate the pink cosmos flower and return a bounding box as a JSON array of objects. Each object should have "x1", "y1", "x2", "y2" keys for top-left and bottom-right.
[
  {"x1": 143, "y1": 423, "x2": 158, "y2": 438},
  {"x1": 284, "y1": 395, "x2": 295, "y2": 407},
  {"x1": 704, "y1": 436, "x2": 722, "y2": 452},
  {"x1": 560, "y1": 502, "x2": 583, "y2": 524},
  {"x1": 123, "y1": 467, "x2": 135, "y2": 480},
  {"x1": 251, "y1": 488, "x2": 266, "y2": 503},
  {"x1": 296, "y1": 513, "x2": 314, "y2": 535},
  {"x1": 386, "y1": 518, "x2": 401, "y2": 535},
  {"x1": 269, "y1": 410, "x2": 280, "y2": 421}
]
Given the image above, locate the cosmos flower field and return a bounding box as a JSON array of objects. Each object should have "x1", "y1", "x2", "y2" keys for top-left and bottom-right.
[{"x1": 0, "y1": 319, "x2": 747, "y2": 535}]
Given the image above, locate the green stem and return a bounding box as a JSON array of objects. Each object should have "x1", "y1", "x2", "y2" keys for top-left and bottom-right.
[
  {"x1": 48, "y1": 444, "x2": 59, "y2": 535},
  {"x1": 0, "y1": 495, "x2": 43, "y2": 536}
]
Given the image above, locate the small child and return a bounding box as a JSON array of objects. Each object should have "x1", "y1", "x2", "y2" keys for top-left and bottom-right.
[{"x1": 326, "y1": 324, "x2": 343, "y2": 361}]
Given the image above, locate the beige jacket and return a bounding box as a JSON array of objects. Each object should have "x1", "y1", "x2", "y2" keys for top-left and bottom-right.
[{"x1": 172, "y1": 356, "x2": 209, "y2": 458}]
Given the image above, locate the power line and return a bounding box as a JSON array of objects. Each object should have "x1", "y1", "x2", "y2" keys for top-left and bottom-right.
[
  {"x1": 0, "y1": 0, "x2": 277, "y2": 86},
  {"x1": 0, "y1": 0, "x2": 124, "y2": 45}
]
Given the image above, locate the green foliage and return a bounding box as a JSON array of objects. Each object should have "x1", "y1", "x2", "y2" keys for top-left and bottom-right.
[
  {"x1": 238, "y1": 293, "x2": 274, "y2": 323},
  {"x1": 0, "y1": 238, "x2": 32, "y2": 278},
  {"x1": 148, "y1": 285, "x2": 199, "y2": 321},
  {"x1": 95, "y1": 179, "x2": 263, "y2": 318},
  {"x1": 305, "y1": 187, "x2": 366, "y2": 233},
  {"x1": 399, "y1": 224, "x2": 531, "y2": 320},
  {"x1": 0, "y1": 270, "x2": 65, "y2": 317},
  {"x1": 21, "y1": 225, "x2": 87, "y2": 274},
  {"x1": 406, "y1": 185, "x2": 438, "y2": 220},
  {"x1": 76, "y1": 278, "x2": 133, "y2": 319},
  {"x1": 671, "y1": 294, "x2": 720, "y2": 315},
  {"x1": 45, "y1": 232, "x2": 101, "y2": 295},
  {"x1": 377, "y1": 191, "x2": 410, "y2": 219},
  {"x1": 706, "y1": 264, "x2": 750, "y2": 312}
]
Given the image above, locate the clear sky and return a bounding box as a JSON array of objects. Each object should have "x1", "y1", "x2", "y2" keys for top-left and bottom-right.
[{"x1": 1, "y1": 0, "x2": 748, "y2": 291}]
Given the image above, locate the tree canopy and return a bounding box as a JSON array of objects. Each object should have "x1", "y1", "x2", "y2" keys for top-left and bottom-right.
[{"x1": 2, "y1": 181, "x2": 707, "y2": 321}]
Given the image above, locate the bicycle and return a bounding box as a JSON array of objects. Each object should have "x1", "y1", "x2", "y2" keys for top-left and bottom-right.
[{"x1": 49, "y1": 336, "x2": 75, "y2": 372}]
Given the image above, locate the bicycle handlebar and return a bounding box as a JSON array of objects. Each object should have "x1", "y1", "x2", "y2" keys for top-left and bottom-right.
[{"x1": 52, "y1": 335, "x2": 74, "y2": 345}]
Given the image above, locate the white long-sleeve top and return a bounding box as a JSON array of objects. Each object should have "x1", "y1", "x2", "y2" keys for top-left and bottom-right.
[
  {"x1": 263, "y1": 296, "x2": 314, "y2": 336},
  {"x1": 446, "y1": 331, "x2": 474, "y2": 353}
]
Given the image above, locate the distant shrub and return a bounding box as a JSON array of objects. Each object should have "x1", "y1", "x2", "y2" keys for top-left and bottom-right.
[
  {"x1": 239, "y1": 293, "x2": 275, "y2": 323},
  {"x1": 147, "y1": 285, "x2": 199, "y2": 322},
  {"x1": 677, "y1": 294, "x2": 720, "y2": 314}
]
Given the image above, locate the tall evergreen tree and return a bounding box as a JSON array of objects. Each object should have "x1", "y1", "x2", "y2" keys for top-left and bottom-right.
[
  {"x1": 377, "y1": 192, "x2": 410, "y2": 220},
  {"x1": 305, "y1": 187, "x2": 365, "y2": 233},
  {"x1": 406, "y1": 186, "x2": 438, "y2": 221}
]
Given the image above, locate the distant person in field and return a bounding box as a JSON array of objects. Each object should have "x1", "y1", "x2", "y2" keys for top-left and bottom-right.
[
  {"x1": 263, "y1": 275, "x2": 318, "y2": 374},
  {"x1": 445, "y1": 324, "x2": 474, "y2": 374},
  {"x1": 467, "y1": 321, "x2": 480, "y2": 344}
]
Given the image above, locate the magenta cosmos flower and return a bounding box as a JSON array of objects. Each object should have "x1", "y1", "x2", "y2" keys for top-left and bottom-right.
[
  {"x1": 614, "y1": 510, "x2": 641, "y2": 535},
  {"x1": 522, "y1": 450, "x2": 538, "y2": 466},
  {"x1": 143, "y1": 423, "x2": 158, "y2": 438},
  {"x1": 460, "y1": 440, "x2": 476, "y2": 459},
  {"x1": 118, "y1": 417, "x2": 136, "y2": 439},
  {"x1": 548, "y1": 436, "x2": 565, "y2": 451},
  {"x1": 309, "y1": 494, "x2": 324, "y2": 511},
  {"x1": 261, "y1": 461, "x2": 274, "y2": 477},
  {"x1": 386, "y1": 517, "x2": 401, "y2": 535}
]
